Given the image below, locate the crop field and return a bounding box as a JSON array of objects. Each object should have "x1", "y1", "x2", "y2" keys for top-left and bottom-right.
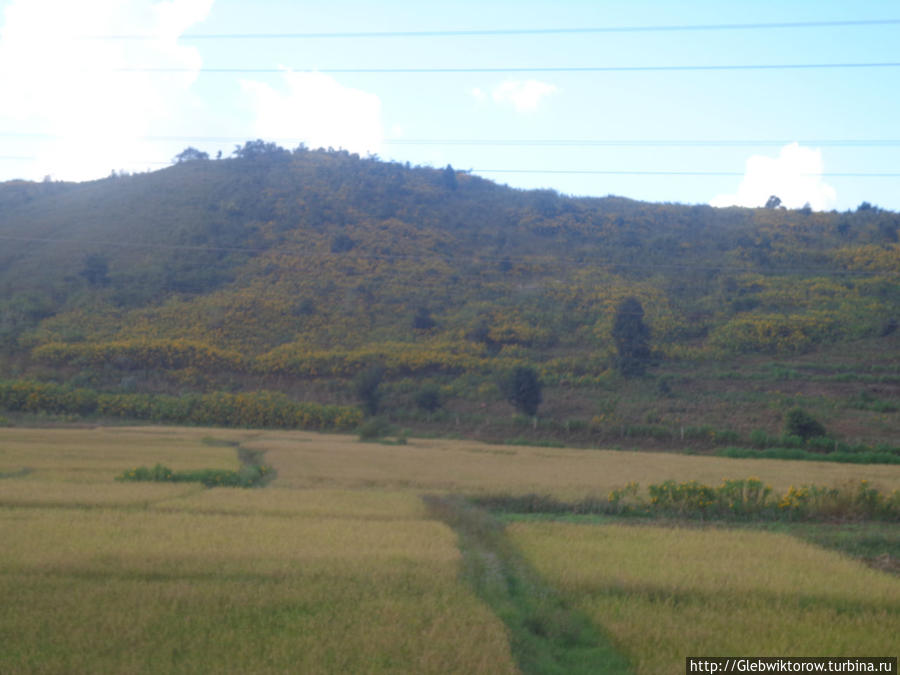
[
  {"x1": 1, "y1": 426, "x2": 898, "y2": 673},
  {"x1": 0, "y1": 428, "x2": 516, "y2": 674},
  {"x1": 509, "y1": 523, "x2": 900, "y2": 675},
  {"x1": 246, "y1": 430, "x2": 900, "y2": 498}
]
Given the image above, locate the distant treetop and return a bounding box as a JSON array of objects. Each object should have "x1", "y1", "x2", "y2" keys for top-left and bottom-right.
[
  {"x1": 174, "y1": 147, "x2": 210, "y2": 163},
  {"x1": 232, "y1": 140, "x2": 289, "y2": 160}
]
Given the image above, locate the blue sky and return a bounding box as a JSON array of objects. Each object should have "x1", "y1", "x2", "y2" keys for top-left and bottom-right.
[{"x1": 1, "y1": 0, "x2": 898, "y2": 211}]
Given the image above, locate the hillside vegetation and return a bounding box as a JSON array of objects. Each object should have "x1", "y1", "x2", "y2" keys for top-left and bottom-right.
[{"x1": 1, "y1": 143, "x2": 898, "y2": 447}]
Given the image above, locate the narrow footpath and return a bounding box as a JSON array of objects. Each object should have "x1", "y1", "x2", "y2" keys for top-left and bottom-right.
[{"x1": 424, "y1": 495, "x2": 632, "y2": 675}]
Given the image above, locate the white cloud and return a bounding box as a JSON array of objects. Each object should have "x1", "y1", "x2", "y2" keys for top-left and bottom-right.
[
  {"x1": 710, "y1": 143, "x2": 837, "y2": 211},
  {"x1": 240, "y1": 71, "x2": 383, "y2": 156},
  {"x1": 0, "y1": 0, "x2": 214, "y2": 181},
  {"x1": 473, "y1": 79, "x2": 558, "y2": 113}
]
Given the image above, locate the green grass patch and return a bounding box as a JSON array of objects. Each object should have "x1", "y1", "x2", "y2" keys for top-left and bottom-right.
[
  {"x1": 0, "y1": 467, "x2": 32, "y2": 479},
  {"x1": 739, "y1": 521, "x2": 900, "y2": 574},
  {"x1": 504, "y1": 437, "x2": 567, "y2": 448},
  {"x1": 718, "y1": 446, "x2": 900, "y2": 464},
  {"x1": 424, "y1": 495, "x2": 632, "y2": 675},
  {"x1": 119, "y1": 440, "x2": 275, "y2": 488},
  {"x1": 200, "y1": 436, "x2": 242, "y2": 447}
]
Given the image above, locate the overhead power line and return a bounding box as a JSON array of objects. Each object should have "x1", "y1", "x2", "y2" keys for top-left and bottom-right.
[
  {"x1": 105, "y1": 62, "x2": 900, "y2": 74},
  {"x1": 1, "y1": 154, "x2": 897, "y2": 179},
  {"x1": 3, "y1": 133, "x2": 900, "y2": 148},
  {"x1": 81, "y1": 18, "x2": 900, "y2": 40},
  {"x1": 386, "y1": 139, "x2": 900, "y2": 148},
  {"x1": 1, "y1": 154, "x2": 897, "y2": 178},
  {"x1": 474, "y1": 169, "x2": 900, "y2": 177}
]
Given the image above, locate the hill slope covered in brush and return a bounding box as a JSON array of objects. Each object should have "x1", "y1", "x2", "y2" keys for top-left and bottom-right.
[{"x1": 1, "y1": 143, "x2": 898, "y2": 446}]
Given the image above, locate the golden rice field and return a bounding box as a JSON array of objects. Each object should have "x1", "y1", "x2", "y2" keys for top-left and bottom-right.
[
  {"x1": 509, "y1": 522, "x2": 900, "y2": 675},
  {"x1": 0, "y1": 426, "x2": 243, "y2": 483},
  {"x1": 1, "y1": 426, "x2": 899, "y2": 674},
  {"x1": 244, "y1": 429, "x2": 900, "y2": 498},
  {"x1": 0, "y1": 428, "x2": 516, "y2": 674},
  {"x1": 5, "y1": 426, "x2": 900, "y2": 499}
]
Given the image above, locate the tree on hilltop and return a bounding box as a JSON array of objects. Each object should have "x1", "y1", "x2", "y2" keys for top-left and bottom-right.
[
  {"x1": 442, "y1": 164, "x2": 458, "y2": 191},
  {"x1": 174, "y1": 147, "x2": 209, "y2": 163},
  {"x1": 232, "y1": 140, "x2": 288, "y2": 159}
]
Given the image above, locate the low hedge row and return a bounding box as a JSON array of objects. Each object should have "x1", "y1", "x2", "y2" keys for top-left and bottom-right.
[{"x1": 0, "y1": 379, "x2": 362, "y2": 431}]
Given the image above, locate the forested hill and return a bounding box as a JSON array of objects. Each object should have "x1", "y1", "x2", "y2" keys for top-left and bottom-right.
[{"x1": 0, "y1": 142, "x2": 898, "y2": 437}]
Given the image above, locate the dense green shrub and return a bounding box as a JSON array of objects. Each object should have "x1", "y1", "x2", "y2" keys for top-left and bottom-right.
[
  {"x1": 806, "y1": 436, "x2": 837, "y2": 453},
  {"x1": 749, "y1": 428, "x2": 777, "y2": 449},
  {"x1": 718, "y1": 446, "x2": 900, "y2": 465},
  {"x1": 118, "y1": 463, "x2": 273, "y2": 487},
  {"x1": 648, "y1": 480, "x2": 717, "y2": 514},
  {"x1": 624, "y1": 424, "x2": 674, "y2": 440},
  {"x1": 476, "y1": 478, "x2": 899, "y2": 521},
  {"x1": 681, "y1": 425, "x2": 741, "y2": 444},
  {"x1": 784, "y1": 407, "x2": 826, "y2": 440},
  {"x1": 415, "y1": 384, "x2": 442, "y2": 412},
  {"x1": 357, "y1": 416, "x2": 393, "y2": 441}
]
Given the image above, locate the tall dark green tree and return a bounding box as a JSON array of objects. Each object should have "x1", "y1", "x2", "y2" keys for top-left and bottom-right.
[
  {"x1": 415, "y1": 383, "x2": 442, "y2": 413},
  {"x1": 501, "y1": 366, "x2": 542, "y2": 417},
  {"x1": 412, "y1": 307, "x2": 436, "y2": 332},
  {"x1": 612, "y1": 297, "x2": 651, "y2": 377},
  {"x1": 80, "y1": 253, "x2": 110, "y2": 287},
  {"x1": 354, "y1": 366, "x2": 384, "y2": 417}
]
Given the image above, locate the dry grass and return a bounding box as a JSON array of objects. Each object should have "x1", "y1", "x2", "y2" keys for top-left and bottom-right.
[
  {"x1": 509, "y1": 522, "x2": 900, "y2": 674},
  {"x1": 248, "y1": 430, "x2": 900, "y2": 498}
]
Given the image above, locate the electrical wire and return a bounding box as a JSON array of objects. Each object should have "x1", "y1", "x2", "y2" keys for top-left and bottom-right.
[
  {"x1": 103, "y1": 62, "x2": 900, "y2": 74},
  {"x1": 474, "y1": 169, "x2": 900, "y2": 177},
  {"x1": 2, "y1": 155, "x2": 897, "y2": 179},
  {"x1": 4, "y1": 134, "x2": 900, "y2": 148},
  {"x1": 79, "y1": 18, "x2": 900, "y2": 40}
]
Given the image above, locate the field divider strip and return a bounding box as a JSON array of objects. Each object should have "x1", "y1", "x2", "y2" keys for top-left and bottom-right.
[{"x1": 423, "y1": 494, "x2": 633, "y2": 675}]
